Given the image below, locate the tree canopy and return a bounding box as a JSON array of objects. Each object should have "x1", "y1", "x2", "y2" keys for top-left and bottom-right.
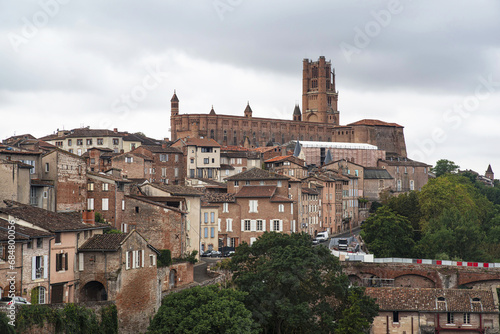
[
  {"x1": 147, "y1": 285, "x2": 256, "y2": 334},
  {"x1": 230, "y1": 232, "x2": 378, "y2": 334},
  {"x1": 431, "y1": 159, "x2": 459, "y2": 177},
  {"x1": 360, "y1": 206, "x2": 415, "y2": 258}
]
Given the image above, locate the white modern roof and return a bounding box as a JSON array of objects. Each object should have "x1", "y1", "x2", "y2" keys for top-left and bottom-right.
[{"x1": 294, "y1": 141, "x2": 378, "y2": 150}]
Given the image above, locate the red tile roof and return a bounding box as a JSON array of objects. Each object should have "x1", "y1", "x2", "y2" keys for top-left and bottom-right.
[
  {"x1": 347, "y1": 119, "x2": 403, "y2": 128},
  {"x1": 365, "y1": 287, "x2": 497, "y2": 313},
  {"x1": 225, "y1": 167, "x2": 290, "y2": 181},
  {"x1": 235, "y1": 186, "x2": 277, "y2": 198},
  {"x1": 78, "y1": 233, "x2": 128, "y2": 251},
  {"x1": 264, "y1": 155, "x2": 293, "y2": 163},
  {"x1": 270, "y1": 195, "x2": 293, "y2": 203},
  {"x1": 184, "y1": 138, "x2": 221, "y2": 147}
]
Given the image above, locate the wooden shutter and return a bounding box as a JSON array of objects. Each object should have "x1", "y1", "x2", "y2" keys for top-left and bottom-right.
[
  {"x1": 56, "y1": 254, "x2": 61, "y2": 271},
  {"x1": 64, "y1": 253, "x2": 68, "y2": 271},
  {"x1": 250, "y1": 220, "x2": 256, "y2": 232},
  {"x1": 43, "y1": 255, "x2": 48, "y2": 279},
  {"x1": 126, "y1": 251, "x2": 130, "y2": 270},
  {"x1": 79, "y1": 253, "x2": 84, "y2": 271},
  {"x1": 262, "y1": 220, "x2": 266, "y2": 232},
  {"x1": 241, "y1": 220, "x2": 245, "y2": 231},
  {"x1": 32, "y1": 256, "x2": 36, "y2": 280},
  {"x1": 142, "y1": 250, "x2": 145, "y2": 268}
]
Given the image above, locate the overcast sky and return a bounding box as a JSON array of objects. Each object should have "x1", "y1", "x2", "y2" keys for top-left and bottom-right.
[{"x1": 1, "y1": 0, "x2": 499, "y2": 174}]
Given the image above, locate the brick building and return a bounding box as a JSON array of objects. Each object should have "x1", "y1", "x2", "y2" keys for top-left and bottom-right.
[
  {"x1": 366, "y1": 287, "x2": 499, "y2": 334},
  {"x1": 377, "y1": 155, "x2": 431, "y2": 193},
  {"x1": 87, "y1": 171, "x2": 132, "y2": 229},
  {"x1": 206, "y1": 168, "x2": 296, "y2": 247},
  {"x1": 83, "y1": 147, "x2": 115, "y2": 172},
  {"x1": 170, "y1": 57, "x2": 407, "y2": 157},
  {"x1": 265, "y1": 155, "x2": 308, "y2": 179},
  {"x1": 111, "y1": 151, "x2": 153, "y2": 180},
  {"x1": 0, "y1": 218, "x2": 53, "y2": 303},
  {"x1": 0, "y1": 159, "x2": 32, "y2": 206},
  {"x1": 132, "y1": 144, "x2": 184, "y2": 185},
  {"x1": 171, "y1": 137, "x2": 221, "y2": 181},
  {"x1": 0, "y1": 201, "x2": 108, "y2": 304},
  {"x1": 42, "y1": 148, "x2": 87, "y2": 212},
  {"x1": 200, "y1": 201, "x2": 219, "y2": 253},
  {"x1": 137, "y1": 183, "x2": 203, "y2": 259},
  {"x1": 122, "y1": 195, "x2": 186, "y2": 258},
  {"x1": 77, "y1": 231, "x2": 163, "y2": 333}
]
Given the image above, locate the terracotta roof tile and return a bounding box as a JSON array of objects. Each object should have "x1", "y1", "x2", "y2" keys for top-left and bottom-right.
[
  {"x1": 79, "y1": 233, "x2": 127, "y2": 251},
  {"x1": 136, "y1": 145, "x2": 182, "y2": 154},
  {"x1": 264, "y1": 155, "x2": 293, "y2": 163},
  {"x1": 0, "y1": 201, "x2": 108, "y2": 232},
  {"x1": 235, "y1": 186, "x2": 276, "y2": 198},
  {"x1": 203, "y1": 192, "x2": 236, "y2": 203},
  {"x1": 146, "y1": 184, "x2": 203, "y2": 196},
  {"x1": 184, "y1": 138, "x2": 221, "y2": 147},
  {"x1": 365, "y1": 288, "x2": 497, "y2": 313},
  {"x1": 225, "y1": 167, "x2": 290, "y2": 181},
  {"x1": 347, "y1": 119, "x2": 403, "y2": 128},
  {"x1": 0, "y1": 218, "x2": 54, "y2": 241},
  {"x1": 270, "y1": 195, "x2": 293, "y2": 202}
]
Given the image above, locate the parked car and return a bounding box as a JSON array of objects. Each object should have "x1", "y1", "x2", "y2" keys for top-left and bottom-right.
[
  {"x1": 210, "y1": 250, "x2": 222, "y2": 258},
  {"x1": 0, "y1": 296, "x2": 31, "y2": 306},
  {"x1": 201, "y1": 250, "x2": 213, "y2": 257},
  {"x1": 315, "y1": 231, "x2": 329, "y2": 242},
  {"x1": 312, "y1": 238, "x2": 320, "y2": 245}
]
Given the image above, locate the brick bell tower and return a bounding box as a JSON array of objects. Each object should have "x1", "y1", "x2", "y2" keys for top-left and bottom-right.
[
  {"x1": 170, "y1": 90, "x2": 179, "y2": 140},
  {"x1": 301, "y1": 56, "x2": 339, "y2": 125}
]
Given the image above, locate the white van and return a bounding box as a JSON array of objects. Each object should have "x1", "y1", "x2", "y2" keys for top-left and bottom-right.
[{"x1": 315, "y1": 231, "x2": 329, "y2": 242}]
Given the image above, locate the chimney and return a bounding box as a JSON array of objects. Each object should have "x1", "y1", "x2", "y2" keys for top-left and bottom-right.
[
  {"x1": 164, "y1": 138, "x2": 170, "y2": 142},
  {"x1": 82, "y1": 210, "x2": 95, "y2": 225},
  {"x1": 113, "y1": 128, "x2": 118, "y2": 133},
  {"x1": 162, "y1": 143, "x2": 168, "y2": 149}
]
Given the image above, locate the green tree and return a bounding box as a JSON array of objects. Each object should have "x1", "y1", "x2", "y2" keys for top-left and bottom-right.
[
  {"x1": 386, "y1": 191, "x2": 422, "y2": 240},
  {"x1": 431, "y1": 159, "x2": 459, "y2": 177},
  {"x1": 361, "y1": 206, "x2": 415, "y2": 258},
  {"x1": 418, "y1": 174, "x2": 495, "y2": 231},
  {"x1": 415, "y1": 208, "x2": 486, "y2": 261},
  {"x1": 147, "y1": 285, "x2": 256, "y2": 334},
  {"x1": 230, "y1": 232, "x2": 378, "y2": 334}
]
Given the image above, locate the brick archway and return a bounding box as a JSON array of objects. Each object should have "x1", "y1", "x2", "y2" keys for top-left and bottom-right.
[{"x1": 80, "y1": 280, "x2": 107, "y2": 302}]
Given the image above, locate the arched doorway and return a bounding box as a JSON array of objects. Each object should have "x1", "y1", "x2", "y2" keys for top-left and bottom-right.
[
  {"x1": 169, "y1": 270, "x2": 177, "y2": 289},
  {"x1": 81, "y1": 281, "x2": 107, "y2": 302},
  {"x1": 31, "y1": 286, "x2": 47, "y2": 304}
]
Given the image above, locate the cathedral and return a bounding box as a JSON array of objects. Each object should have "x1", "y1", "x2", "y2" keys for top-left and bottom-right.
[{"x1": 170, "y1": 56, "x2": 407, "y2": 157}]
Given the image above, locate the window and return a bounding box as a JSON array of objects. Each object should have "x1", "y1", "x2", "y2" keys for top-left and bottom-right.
[
  {"x1": 67, "y1": 139, "x2": 72, "y2": 146},
  {"x1": 190, "y1": 158, "x2": 194, "y2": 164},
  {"x1": 463, "y1": 313, "x2": 470, "y2": 324},
  {"x1": 27, "y1": 241, "x2": 32, "y2": 249},
  {"x1": 102, "y1": 183, "x2": 109, "y2": 191},
  {"x1": 201, "y1": 147, "x2": 213, "y2": 153},
  {"x1": 393, "y1": 311, "x2": 399, "y2": 323},
  {"x1": 355, "y1": 170, "x2": 359, "y2": 176},
  {"x1": 175, "y1": 155, "x2": 179, "y2": 162},
  {"x1": 204, "y1": 212, "x2": 208, "y2": 223},
  {"x1": 230, "y1": 238, "x2": 235, "y2": 248},
  {"x1": 56, "y1": 253, "x2": 68, "y2": 271},
  {"x1": 190, "y1": 169, "x2": 195, "y2": 178},
  {"x1": 36, "y1": 238, "x2": 43, "y2": 248},
  {"x1": 55, "y1": 232, "x2": 61, "y2": 244},
  {"x1": 160, "y1": 154, "x2": 168, "y2": 162},
  {"x1": 113, "y1": 138, "x2": 119, "y2": 145},
  {"x1": 102, "y1": 198, "x2": 109, "y2": 211},
  {"x1": 32, "y1": 255, "x2": 47, "y2": 280},
  {"x1": 86, "y1": 139, "x2": 92, "y2": 145},
  {"x1": 244, "y1": 220, "x2": 251, "y2": 231},
  {"x1": 277, "y1": 180, "x2": 282, "y2": 187},
  {"x1": 126, "y1": 157, "x2": 133, "y2": 163},
  {"x1": 69, "y1": 149, "x2": 73, "y2": 153},
  {"x1": 237, "y1": 158, "x2": 242, "y2": 164},
  {"x1": 210, "y1": 227, "x2": 215, "y2": 238},
  {"x1": 279, "y1": 204, "x2": 284, "y2": 212},
  {"x1": 234, "y1": 181, "x2": 239, "y2": 187},
  {"x1": 410, "y1": 180, "x2": 415, "y2": 191},
  {"x1": 204, "y1": 227, "x2": 208, "y2": 238},
  {"x1": 97, "y1": 138, "x2": 104, "y2": 145},
  {"x1": 87, "y1": 198, "x2": 94, "y2": 210},
  {"x1": 226, "y1": 219, "x2": 233, "y2": 232},
  {"x1": 162, "y1": 168, "x2": 167, "y2": 177},
  {"x1": 210, "y1": 212, "x2": 215, "y2": 223},
  {"x1": 45, "y1": 163, "x2": 49, "y2": 172},
  {"x1": 273, "y1": 220, "x2": 280, "y2": 232},
  {"x1": 77, "y1": 139, "x2": 83, "y2": 146},
  {"x1": 256, "y1": 220, "x2": 263, "y2": 231},
  {"x1": 223, "y1": 203, "x2": 229, "y2": 213},
  {"x1": 249, "y1": 200, "x2": 258, "y2": 213},
  {"x1": 88, "y1": 183, "x2": 94, "y2": 191},
  {"x1": 447, "y1": 312, "x2": 454, "y2": 324},
  {"x1": 174, "y1": 168, "x2": 179, "y2": 177},
  {"x1": 150, "y1": 254, "x2": 156, "y2": 266},
  {"x1": 396, "y1": 166, "x2": 399, "y2": 173},
  {"x1": 204, "y1": 158, "x2": 209, "y2": 164},
  {"x1": 397, "y1": 179, "x2": 401, "y2": 191}
]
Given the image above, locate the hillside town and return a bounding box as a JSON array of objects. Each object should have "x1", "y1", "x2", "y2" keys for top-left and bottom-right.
[{"x1": 1, "y1": 57, "x2": 499, "y2": 334}]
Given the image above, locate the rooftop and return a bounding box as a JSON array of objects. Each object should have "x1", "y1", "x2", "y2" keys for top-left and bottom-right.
[
  {"x1": 363, "y1": 168, "x2": 393, "y2": 179},
  {"x1": 236, "y1": 186, "x2": 277, "y2": 198},
  {"x1": 225, "y1": 167, "x2": 290, "y2": 181},
  {"x1": 365, "y1": 287, "x2": 497, "y2": 313},
  {"x1": 293, "y1": 140, "x2": 378, "y2": 150},
  {"x1": 347, "y1": 119, "x2": 403, "y2": 128},
  {"x1": 0, "y1": 201, "x2": 108, "y2": 232},
  {"x1": 79, "y1": 233, "x2": 128, "y2": 251}
]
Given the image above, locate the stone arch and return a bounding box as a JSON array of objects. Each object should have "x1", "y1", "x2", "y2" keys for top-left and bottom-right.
[
  {"x1": 169, "y1": 269, "x2": 177, "y2": 289},
  {"x1": 348, "y1": 275, "x2": 362, "y2": 287},
  {"x1": 80, "y1": 281, "x2": 107, "y2": 302},
  {"x1": 461, "y1": 279, "x2": 500, "y2": 290},
  {"x1": 31, "y1": 286, "x2": 47, "y2": 304},
  {"x1": 393, "y1": 274, "x2": 435, "y2": 288}
]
